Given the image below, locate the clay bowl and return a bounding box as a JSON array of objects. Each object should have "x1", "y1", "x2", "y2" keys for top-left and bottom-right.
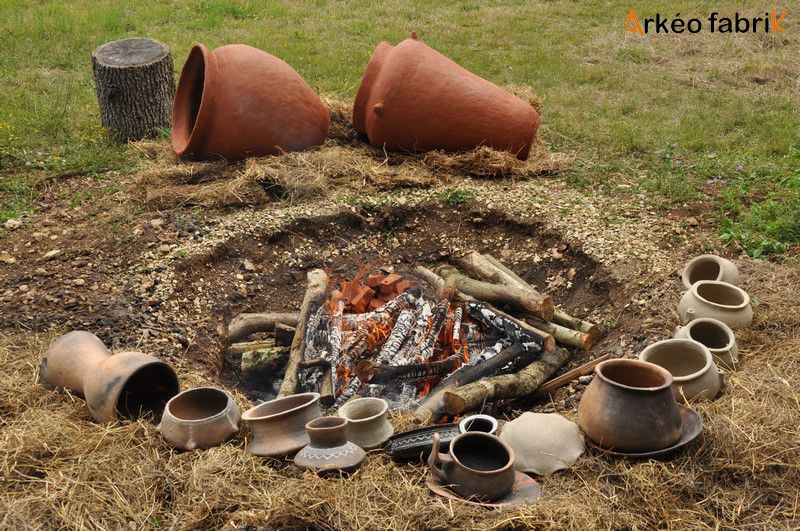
[
  {"x1": 674, "y1": 318, "x2": 738, "y2": 370},
  {"x1": 681, "y1": 254, "x2": 739, "y2": 289},
  {"x1": 158, "y1": 387, "x2": 241, "y2": 450},
  {"x1": 242, "y1": 392, "x2": 322, "y2": 457},
  {"x1": 338, "y1": 397, "x2": 393, "y2": 450},
  {"x1": 678, "y1": 280, "x2": 753, "y2": 329},
  {"x1": 640, "y1": 339, "x2": 722, "y2": 402}
]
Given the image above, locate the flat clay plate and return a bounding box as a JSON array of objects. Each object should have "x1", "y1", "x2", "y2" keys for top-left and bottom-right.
[
  {"x1": 426, "y1": 470, "x2": 542, "y2": 508},
  {"x1": 588, "y1": 405, "x2": 703, "y2": 458}
]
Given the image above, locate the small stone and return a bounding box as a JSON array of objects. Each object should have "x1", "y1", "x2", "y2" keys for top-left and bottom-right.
[
  {"x1": 74, "y1": 278, "x2": 86, "y2": 286},
  {"x1": 243, "y1": 259, "x2": 256, "y2": 271},
  {"x1": 43, "y1": 249, "x2": 61, "y2": 260},
  {"x1": 578, "y1": 375, "x2": 593, "y2": 385},
  {"x1": 150, "y1": 218, "x2": 165, "y2": 229},
  {"x1": 685, "y1": 217, "x2": 699, "y2": 227},
  {"x1": 19, "y1": 284, "x2": 29, "y2": 292},
  {"x1": 3, "y1": 219, "x2": 22, "y2": 230},
  {"x1": 158, "y1": 244, "x2": 171, "y2": 253},
  {"x1": 472, "y1": 216, "x2": 484, "y2": 223},
  {"x1": 0, "y1": 252, "x2": 15, "y2": 264},
  {"x1": 236, "y1": 273, "x2": 245, "y2": 280}
]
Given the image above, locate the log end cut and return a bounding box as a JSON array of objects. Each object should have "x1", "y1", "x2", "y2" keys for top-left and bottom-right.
[{"x1": 92, "y1": 38, "x2": 169, "y2": 67}]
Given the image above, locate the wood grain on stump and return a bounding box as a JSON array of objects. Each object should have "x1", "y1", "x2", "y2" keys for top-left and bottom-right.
[{"x1": 91, "y1": 38, "x2": 174, "y2": 142}]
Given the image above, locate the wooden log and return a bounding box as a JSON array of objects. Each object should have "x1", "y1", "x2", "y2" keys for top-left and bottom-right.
[
  {"x1": 278, "y1": 269, "x2": 329, "y2": 397},
  {"x1": 273, "y1": 323, "x2": 296, "y2": 347},
  {"x1": 241, "y1": 347, "x2": 289, "y2": 382},
  {"x1": 436, "y1": 265, "x2": 554, "y2": 321},
  {"x1": 356, "y1": 355, "x2": 463, "y2": 385},
  {"x1": 91, "y1": 38, "x2": 174, "y2": 142},
  {"x1": 532, "y1": 353, "x2": 611, "y2": 397},
  {"x1": 229, "y1": 339, "x2": 275, "y2": 355},
  {"x1": 524, "y1": 316, "x2": 593, "y2": 350},
  {"x1": 320, "y1": 368, "x2": 334, "y2": 408},
  {"x1": 227, "y1": 312, "x2": 300, "y2": 343},
  {"x1": 442, "y1": 347, "x2": 572, "y2": 416}
]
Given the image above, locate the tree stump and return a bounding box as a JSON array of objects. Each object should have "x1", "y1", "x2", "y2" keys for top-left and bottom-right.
[{"x1": 91, "y1": 38, "x2": 174, "y2": 142}]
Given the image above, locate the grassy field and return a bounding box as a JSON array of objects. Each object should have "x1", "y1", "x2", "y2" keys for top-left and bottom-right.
[{"x1": 0, "y1": 0, "x2": 798, "y2": 256}]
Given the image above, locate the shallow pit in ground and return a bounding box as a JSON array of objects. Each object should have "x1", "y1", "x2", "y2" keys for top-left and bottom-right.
[{"x1": 168, "y1": 201, "x2": 630, "y2": 404}]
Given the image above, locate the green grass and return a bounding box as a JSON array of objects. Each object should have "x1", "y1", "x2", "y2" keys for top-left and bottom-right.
[{"x1": 0, "y1": 0, "x2": 798, "y2": 255}]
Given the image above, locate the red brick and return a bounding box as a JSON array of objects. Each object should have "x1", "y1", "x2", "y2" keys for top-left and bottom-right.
[
  {"x1": 379, "y1": 273, "x2": 402, "y2": 294},
  {"x1": 366, "y1": 274, "x2": 385, "y2": 289},
  {"x1": 350, "y1": 285, "x2": 375, "y2": 314}
]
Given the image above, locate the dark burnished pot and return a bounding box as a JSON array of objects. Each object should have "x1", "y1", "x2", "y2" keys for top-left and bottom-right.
[{"x1": 577, "y1": 359, "x2": 683, "y2": 453}]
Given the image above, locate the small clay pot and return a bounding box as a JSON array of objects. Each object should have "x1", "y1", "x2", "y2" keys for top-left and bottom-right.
[
  {"x1": 242, "y1": 392, "x2": 322, "y2": 457},
  {"x1": 294, "y1": 416, "x2": 366, "y2": 475},
  {"x1": 172, "y1": 44, "x2": 329, "y2": 161},
  {"x1": 353, "y1": 35, "x2": 539, "y2": 160},
  {"x1": 681, "y1": 254, "x2": 739, "y2": 289},
  {"x1": 678, "y1": 280, "x2": 753, "y2": 329},
  {"x1": 427, "y1": 432, "x2": 516, "y2": 502},
  {"x1": 458, "y1": 414, "x2": 498, "y2": 435},
  {"x1": 40, "y1": 331, "x2": 179, "y2": 423},
  {"x1": 674, "y1": 318, "x2": 738, "y2": 370},
  {"x1": 338, "y1": 397, "x2": 393, "y2": 450},
  {"x1": 640, "y1": 339, "x2": 722, "y2": 401},
  {"x1": 158, "y1": 387, "x2": 241, "y2": 450},
  {"x1": 577, "y1": 359, "x2": 683, "y2": 453}
]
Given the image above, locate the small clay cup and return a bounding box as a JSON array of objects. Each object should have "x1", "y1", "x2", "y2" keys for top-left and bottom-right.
[
  {"x1": 338, "y1": 397, "x2": 393, "y2": 450},
  {"x1": 158, "y1": 387, "x2": 241, "y2": 450},
  {"x1": 242, "y1": 392, "x2": 322, "y2": 457},
  {"x1": 577, "y1": 359, "x2": 683, "y2": 453},
  {"x1": 294, "y1": 416, "x2": 366, "y2": 475},
  {"x1": 458, "y1": 414, "x2": 498, "y2": 435},
  {"x1": 427, "y1": 432, "x2": 516, "y2": 502},
  {"x1": 674, "y1": 318, "x2": 738, "y2": 370},
  {"x1": 640, "y1": 339, "x2": 722, "y2": 401}
]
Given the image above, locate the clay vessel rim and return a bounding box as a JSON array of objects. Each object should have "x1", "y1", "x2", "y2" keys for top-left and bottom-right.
[
  {"x1": 172, "y1": 43, "x2": 215, "y2": 156},
  {"x1": 640, "y1": 339, "x2": 713, "y2": 383},
  {"x1": 339, "y1": 397, "x2": 388, "y2": 424},
  {"x1": 306, "y1": 415, "x2": 347, "y2": 433},
  {"x1": 242, "y1": 392, "x2": 320, "y2": 421},
  {"x1": 458, "y1": 414, "x2": 499, "y2": 434},
  {"x1": 448, "y1": 432, "x2": 515, "y2": 476},
  {"x1": 164, "y1": 386, "x2": 232, "y2": 424},
  {"x1": 594, "y1": 359, "x2": 673, "y2": 392},
  {"x1": 684, "y1": 255, "x2": 726, "y2": 281},
  {"x1": 690, "y1": 280, "x2": 750, "y2": 310},
  {"x1": 683, "y1": 318, "x2": 736, "y2": 352}
]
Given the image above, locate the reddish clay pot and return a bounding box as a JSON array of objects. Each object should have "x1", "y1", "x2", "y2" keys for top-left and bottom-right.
[
  {"x1": 172, "y1": 44, "x2": 329, "y2": 161},
  {"x1": 353, "y1": 35, "x2": 539, "y2": 160}
]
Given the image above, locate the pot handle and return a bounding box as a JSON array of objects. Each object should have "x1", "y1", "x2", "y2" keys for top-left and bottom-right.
[{"x1": 427, "y1": 433, "x2": 452, "y2": 483}]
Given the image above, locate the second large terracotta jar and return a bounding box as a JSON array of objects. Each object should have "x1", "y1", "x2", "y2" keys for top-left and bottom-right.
[
  {"x1": 172, "y1": 44, "x2": 330, "y2": 161},
  {"x1": 353, "y1": 35, "x2": 540, "y2": 160}
]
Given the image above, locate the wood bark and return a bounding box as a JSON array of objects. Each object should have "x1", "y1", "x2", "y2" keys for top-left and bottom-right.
[
  {"x1": 241, "y1": 347, "x2": 289, "y2": 382},
  {"x1": 91, "y1": 38, "x2": 174, "y2": 142},
  {"x1": 442, "y1": 347, "x2": 572, "y2": 416},
  {"x1": 532, "y1": 353, "x2": 610, "y2": 397},
  {"x1": 524, "y1": 316, "x2": 593, "y2": 350},
  {"x1": 227, "y1": 312, "x2": 300, "y2": 343},
  {"x1": 278, "y1": 269, "x2": 329, "y2": 397},
  {"x1": 229, "y1": 339, "x2": 275, "y2": 355}
]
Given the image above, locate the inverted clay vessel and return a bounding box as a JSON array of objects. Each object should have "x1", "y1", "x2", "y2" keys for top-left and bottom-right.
[
  {"x1": 353, "y1": 34, "x2": 539, "y2": 160},
  {"x1": 338, "y1": 397, "x2": 393, "y2": 450},
  {"x1": 577, "y1": 359, "x2": 683, "y2": 453},
  {"x1": 40, "y1": 331, "x2": 180, "y2": 423},
  {"x1": 678, "y1": 280, "x2": 753, "y2": 329},
  {"x1": 242, "y1": 392, "x2": 322, "y2": 457},
  {"x1": 294, "y1": 416, "x2": 366, "y2": 475},
  {"x1": 674, "y1": 318, "x2": 738, "y2": 370},
  {"x1": 172, "y1": 43, "x2": 329, "y2": 161},
  {"x1": 499, "y1": 412, "x2": 584, "y2": 475},
  {"x1": 158, "y1": 387, "x2": 241, "y2": 450},
  {"x1": 640, "y1": 339, "x2": 722, "y2": 401},
  {"x1": 681, "y1": 254, "x2": 739, "y2": 289}
]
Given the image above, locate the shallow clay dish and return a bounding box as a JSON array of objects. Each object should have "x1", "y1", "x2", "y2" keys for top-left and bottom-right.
[
  {"x1": 426, "y1": 469, "x2": 542, "y2": 508},
  {"x1": 587, "y1": 405, "x2": 703, "y2": 458}
]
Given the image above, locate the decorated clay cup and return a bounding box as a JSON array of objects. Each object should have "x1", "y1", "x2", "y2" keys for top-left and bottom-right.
[{"x1": 294, "y1": 416, "x2": 366, "y2": 475}]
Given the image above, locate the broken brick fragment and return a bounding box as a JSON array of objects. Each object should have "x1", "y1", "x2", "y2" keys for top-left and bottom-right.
[
  {"x1": 351, "y1": 285, "x2": 375, "y2": 314},
  {"x1": 379, "y1": 273, "x2": 403, "y2": 294},
  {"x1": 366, "y1": 274, "x2": 386, "y2": 289}
]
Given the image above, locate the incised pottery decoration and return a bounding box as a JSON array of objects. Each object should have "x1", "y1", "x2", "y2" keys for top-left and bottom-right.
[
  {"x1": 674, "y1": 318, "x2": 738, "y2": 370},
  {"x1": 458, "y1": 414, "x2": 498, "y2": 435},
  {"x1": 678, "y1": 280, "x2": 753, "y2": 329},
  {"x1": 427, "y1": 432, "x2": 516, "y2": 502},
  {"x1": 577, "y1": 359, "x2": 683, "y2": 453},
  {"x1": 384, "y1": 423, "x2": 461, "y2": 461},
  {"x1": 158, "y1": 387, "x2": 241, "y2": 450},
  {"x1": 499, "y1": 412, "x2": 584, "y2": 475},
  {"x1": 681, "y1": 254, "x2": 739, "y2": 289},
  {"x1": 242, "y1": 392, "x2": 322, "y2": 457},
  {"x1": 640, "y1": 339, "x2": 721, "y2": 401},
  {"x1": 294, "y1": 416, "x2": 366, "y2": 475},
  {"x1": 353, "y1": 34, "x2": 539, "y2": 160},
  {"x1": 172, "y1": 43, "x2": 329, "y2": 161},
  {"x1": 338, "y1": 397, "x2": 393, "y2": 450},
  {"x1": 40, "y1": 331, "x2": 179, "y2": 423}
]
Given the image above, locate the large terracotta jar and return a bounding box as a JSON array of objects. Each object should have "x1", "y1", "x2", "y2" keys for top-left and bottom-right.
[
  {"x1": 577, "y1": 359, "x2": 683, "y2": 453},
  {"x1": 678, "y1": 280, "x2": 753, "y2": 329},
  {"x1": 242, "y1": 392, "x2": 322, "y2": 457},
  {"x1": 353, "y1": 35, "x2": 539, "y2": 160},
  {"x1": 172, "y1": 44, "x2": 329, "y2": 161},
  {"x1": 40, "y1": 331, "x2": 180, "y2": 423}
]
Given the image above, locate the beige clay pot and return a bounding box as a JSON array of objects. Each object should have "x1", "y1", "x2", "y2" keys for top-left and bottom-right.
[
  {"x1": 158, "y1": 387, "x2": 241, "y2": 450},
  {"x1": 242, "y1": 392, "x2": 322, "y2": 457},
  {"x1": 338, "y1": 397, "x2": 393, "y2": 450},
  {"x1": 674, "y1": 318, "x2": 738, "y2": 370},
  {"x1": 640, "y1": 338, "x2": 721, "y2": 401},
  {"x1": 677, "y1": 280, "x2": 753, "y2": 329},
  {"x1": 681, "y1": 254, "x2": 739, "y2": 289},
  {"x1": 40, "y1": 331, "x2": 180, "y2": 423}
]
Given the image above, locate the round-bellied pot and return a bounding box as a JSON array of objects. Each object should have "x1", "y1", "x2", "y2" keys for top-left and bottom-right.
[
  {"x1": 294, "y1": 416, "x2": 366, "y2": 475},
  {"x1": 338, "y1": 397, "x2": 393, "y2": 450},
  {"x1": 674, "y1": 318, "x2": 738, "y2": 370},
  {"x1": 681, "y1": 254, "x2": 739, "y2": 289},
  {"x1": 640, "y1": 339, "x2": 721, "y2": 401},
  {"x1": 353, "y1": 34, "x2": 539, "y2": 160},
  {"x1": 172, "y1": 43, "x2": 329, "y2": 161},
  {"x1": 158, "y1": 387, "x2": 241, "y2": 450},
  {"x1": 678, "y1": 280, "x2": 753, "y2": 329},
  {"x1": 577, "y1": 359, "x2": 683, "y2": 453},
  {"x1": 40, "y1": 331, "x2": 180, "y2": 423},
  {"x1": 242, "y1": 392, "x2": 322, "y2": 457}
]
